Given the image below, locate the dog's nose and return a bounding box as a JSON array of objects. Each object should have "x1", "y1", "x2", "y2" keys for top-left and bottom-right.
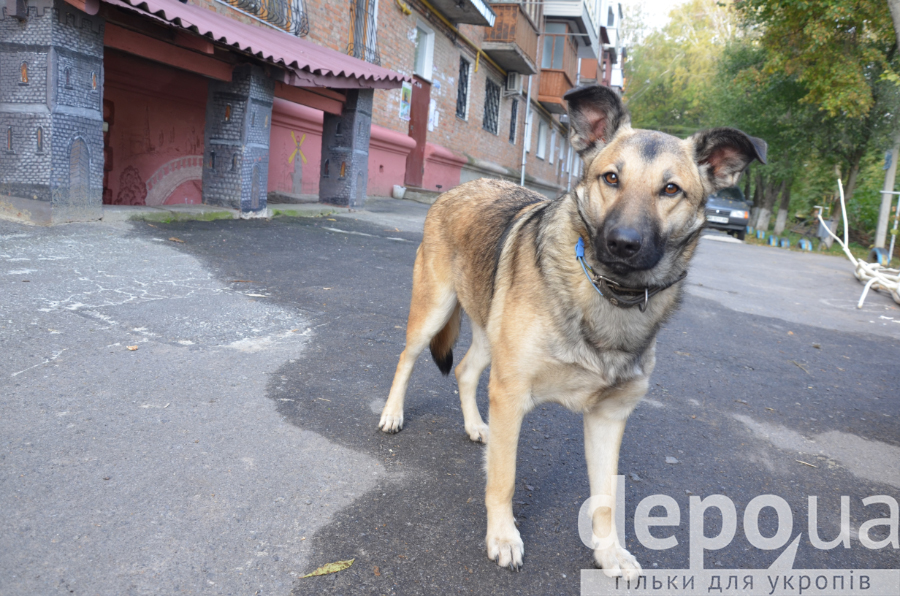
[{"x1": 606, "y1": 227, "x2": 642, "y2": 258}]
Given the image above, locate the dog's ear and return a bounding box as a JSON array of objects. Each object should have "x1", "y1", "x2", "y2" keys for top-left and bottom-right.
[
  {"x1": 564, "y1": 85, "x2": 630, "y2": 163},
  {"x1": 689, "y1": 127, "x2": 767, "y2": 191}
]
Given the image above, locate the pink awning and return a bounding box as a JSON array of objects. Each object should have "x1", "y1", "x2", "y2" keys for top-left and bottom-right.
[{"x1": 102, "y1": 0, "x2": 409, "y2": 89}]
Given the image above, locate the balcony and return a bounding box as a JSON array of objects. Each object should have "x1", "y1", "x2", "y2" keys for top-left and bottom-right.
[
  {"x1": 217, "y1": 0, "x2": 309, "y2": 36},
  {"x1": 537, "y1": 26, "x2": 577, "y2": 113},
  {"x1": 541, "y1": 0, "x2": 599, "y2": 58},
  {"x1": 482, "y1": 3, "x2": 540, "y2": 75},
  {"x1": 428, "y1": 0, "x2": 495, "y2": 26}
]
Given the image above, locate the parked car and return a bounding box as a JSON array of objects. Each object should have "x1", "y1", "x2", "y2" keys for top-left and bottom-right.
[{"x1": 705, "y1": 186, "x2": 750, "y2": 240}]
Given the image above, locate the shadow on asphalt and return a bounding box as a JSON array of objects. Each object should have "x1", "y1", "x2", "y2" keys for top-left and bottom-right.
[{"x1": 132, "y1": 216, "x2": 900, "y2": 596}]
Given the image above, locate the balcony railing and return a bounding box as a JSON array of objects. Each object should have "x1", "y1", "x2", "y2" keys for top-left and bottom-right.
[
  {"x1": 348, "y1": 0, "x2": 380, "y2": 65},
  {"x1": 482, "y1": 2, "x2": 539, "y2": 74},
  {"x1": 219, "y1": 0, "x2": 309, "y2": 36}
]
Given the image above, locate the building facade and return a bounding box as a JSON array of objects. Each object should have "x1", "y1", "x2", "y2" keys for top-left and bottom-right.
[{"x1": 0, "y1": 0, "x2": 624, "y2": 224}]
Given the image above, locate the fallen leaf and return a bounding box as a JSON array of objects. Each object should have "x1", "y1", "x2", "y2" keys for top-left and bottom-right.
[
  {"x1": 790, "y1": 360, "x2": 810, "y2": 374},
  {"x1": 675, "y1": 351, "x2": 691, "y2": 356},
  {"x1": 146, "y1": 223, "x2": 157, "y2": 228},
  {"x1": 301, "y1": 559, "x2": 354, "y2": 578},
  {"x1": 168, "y1": 237, "x2": 185, "y2": 243},
  {"x1": 788, "y1": 331, "x2": 794, "y2": 335},
  {"x1": 326, "y1": 218, "x2": 337, "y2": 221},
  {"x1": 322, "y1": 287, "x2": 332, "y2": 290},
  {"x1": 373, "y1": 566, "x2": 381, "y2": 577},
  {"x1": 126, "y1": 345, "x2": 139, "y2": 351}
]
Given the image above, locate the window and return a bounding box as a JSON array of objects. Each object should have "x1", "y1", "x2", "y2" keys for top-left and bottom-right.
[
  {"x1": 456, "y1": 58, "x2": 470, "y2": 120},
  {"x1": 348, "y1": 0, "x2": 380, "y2": 65},
  {"x1": 525, "y1": 108, "x2": 534, "y2": 153},
  {"x1": 6, "y1": 127, "x2": 11, "y2": 151},
  {"x1": 549, "y1": 129, "x2": 557, "y2": 164},
  {"x1": 217, "y1": 0, "x2": 309, "y2": 36},
  {"x1": 91, "y1": 71, "x2": 97, "y2": 90},
  {"x1": 483, "y1": 79, "x2": 500, "y2": 134},
  {"x1": 536, "y1": 119, "x2": 548, "y2": 159},
  {"x1": 20, "y1": 62, "x2": 28, "y2": 84},
  {"x1": 509, "y1": 98, "x2": 518, "y2": 143},
  {"x1": 523, "y1": 0, "x2": 539, "y2": 26},
  {"x1": 413, "y1": 22, "x2": 435, "y2": 80},
  {"x1": 36, "y1": 127, "x2": 43, "y2": 152},
  {"x1": 608, "y1": 6, "x2": 615, "y2": 27},
  {"x1": 542, "y1": 23, "x2": 567, "y2": 70}
]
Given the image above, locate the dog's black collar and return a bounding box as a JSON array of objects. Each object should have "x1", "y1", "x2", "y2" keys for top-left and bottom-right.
[{"x1": 575, "y1": 238, "x2": 687, "y2": 312}]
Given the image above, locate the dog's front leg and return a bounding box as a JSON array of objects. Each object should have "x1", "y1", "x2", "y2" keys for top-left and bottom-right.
[
  {"x1": 583, "y1": 378, "x2": 646, "y2": 581},
  {"x1": 484, "y1": 373, "x2": 527, "y2": 570}
]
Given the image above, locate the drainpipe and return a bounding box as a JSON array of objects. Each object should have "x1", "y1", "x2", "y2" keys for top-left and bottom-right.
[
  {"x1": 566, "y1": 144, "x2": 574, "y2": 192},
  {"x1": 519, "y1": 75, "x2": 533, "y2": 187}
]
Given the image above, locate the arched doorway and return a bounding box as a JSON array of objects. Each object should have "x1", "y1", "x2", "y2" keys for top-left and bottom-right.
[
  {"x1": 250, "y1": 164, "x2": 260, "y2": 210},
  {"x1": 69, "y1": 137, "x2": 91, "y2": 207}
]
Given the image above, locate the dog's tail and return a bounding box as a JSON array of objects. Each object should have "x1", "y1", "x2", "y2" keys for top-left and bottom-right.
[{"x1": 429, "y1": 303, "x2": 461, "y2": 376}]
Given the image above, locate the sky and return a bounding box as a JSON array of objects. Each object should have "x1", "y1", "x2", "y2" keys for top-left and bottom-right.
[{"x1": 619, "y1": 0, "x2": 687, "y2": 32}]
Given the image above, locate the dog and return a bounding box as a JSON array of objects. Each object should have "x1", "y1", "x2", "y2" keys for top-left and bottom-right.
[{"x1": 378, "y1": 85, "x2": 766, "y2": 577}]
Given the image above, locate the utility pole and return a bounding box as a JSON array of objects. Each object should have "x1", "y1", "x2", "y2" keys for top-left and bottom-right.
[{"x1": 875, "y1": 131, "x2": 900, "y2": 248}]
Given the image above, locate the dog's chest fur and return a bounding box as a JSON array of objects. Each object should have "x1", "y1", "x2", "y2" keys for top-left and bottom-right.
[{"x1": 492, "y1": 194, "x2": 674, "y2": 411}]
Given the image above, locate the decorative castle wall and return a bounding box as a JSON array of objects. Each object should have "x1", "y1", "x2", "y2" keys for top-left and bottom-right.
[
  {"x1": 202, "y1": 64, "x2": 274, "y2": 213},
  {"x1": 0, "y1": 0, "x2": 105, "y2": 224},
  {"x1": 319, "y1": 89, "x2": 373, "y2": 207}
]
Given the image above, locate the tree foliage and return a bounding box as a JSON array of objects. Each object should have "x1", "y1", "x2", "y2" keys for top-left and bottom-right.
[
  {"x1": 622, "y1": 0, "x2": 900, "y2": 241},
  {"x1": 736, "y1": 0, "x2": 897, "y2": 119}
]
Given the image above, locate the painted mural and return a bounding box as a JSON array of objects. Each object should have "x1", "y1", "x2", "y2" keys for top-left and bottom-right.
[{"x1": 103, "y1": 51, "x2": 207, "y2": 206}]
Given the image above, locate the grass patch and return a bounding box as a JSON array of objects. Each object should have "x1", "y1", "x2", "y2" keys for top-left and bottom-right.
[{"x1": 271, "y1": 207, "x2": 337, "y2": 218}]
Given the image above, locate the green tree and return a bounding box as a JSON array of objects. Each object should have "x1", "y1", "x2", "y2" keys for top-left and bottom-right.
[
  {"x1": 624, "y1": 0, "x2": 737, "y2": 135},
  {"x1": 734, "y1": 0, "x2": 900, "y2": 239}
]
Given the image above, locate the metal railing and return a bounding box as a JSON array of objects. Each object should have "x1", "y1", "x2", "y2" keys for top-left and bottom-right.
[
  {"x1": 220, "y1": 0, "x2": 309, "y2": 36},
  {"x1": 348, "y1": 0, "x2": 381, "y2": 65}
]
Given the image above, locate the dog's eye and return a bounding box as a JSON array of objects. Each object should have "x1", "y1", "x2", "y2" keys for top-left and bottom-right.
[
  {"x1": 603, "y1": 173, "x2": 619, "y2": 186},
  {"x1": 663, "y1": 183, "x2": 680, "y2": 195}
]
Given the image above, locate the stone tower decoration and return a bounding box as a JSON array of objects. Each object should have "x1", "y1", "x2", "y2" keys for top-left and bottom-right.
[
  {"x1": 0, "y1": 0, "x2": 105, "y2": 224},
  {"x1": 201, "y1": 64, "x2": 275, "y2": 215},
  {"x1": 319, "y1": 89, "x2": 374, "y2": 208}
]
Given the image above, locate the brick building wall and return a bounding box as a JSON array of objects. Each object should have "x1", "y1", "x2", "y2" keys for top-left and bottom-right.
[{"x1": 184, "y1": 0, "x2": 576, "y2": 193}]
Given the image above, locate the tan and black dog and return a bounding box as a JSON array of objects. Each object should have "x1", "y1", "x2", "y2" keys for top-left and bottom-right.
[{"x1": 378, "y1": 85, "x2": 766, "y2": 576}]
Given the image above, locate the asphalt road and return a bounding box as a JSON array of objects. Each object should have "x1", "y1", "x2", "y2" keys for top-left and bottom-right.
[{"x1": 1, "y1": 199, "x2": 898, "y2": 596}]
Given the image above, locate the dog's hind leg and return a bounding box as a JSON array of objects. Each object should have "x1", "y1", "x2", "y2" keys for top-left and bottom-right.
[
  {"x1": 455, "y1": 323, "x2": 491, "y2": 443},
  {"x1": 379, "y1": 254, "x2": 458, "y2": 434}
]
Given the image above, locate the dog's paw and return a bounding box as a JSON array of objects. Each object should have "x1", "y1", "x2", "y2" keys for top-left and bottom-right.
[
  {"x1": 378, "y1": 411, "x2": 404, "y2": 434},
  {"x1": 465, "y1": 422, "x2": 489, "y2": 444},
  {"x1": 486, "y1": 527, "x2": 524, "y2": 570},
  {"x1": 594, "y1": 544, "x2": 642, "y2": 581}
]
